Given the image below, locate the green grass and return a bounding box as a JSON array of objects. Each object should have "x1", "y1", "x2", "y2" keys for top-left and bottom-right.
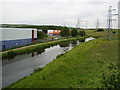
[
  {"x1": 6, "y1": 38, "x2": 118, "y2": 88},
  {"x1": 85, "y1": 29, "x2": 119, "y2": 39},
  {"x1": 5, "y1": 29, "x2": 119, "y2": 88}
]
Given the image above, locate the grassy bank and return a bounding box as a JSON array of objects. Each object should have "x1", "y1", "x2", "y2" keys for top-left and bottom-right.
[
  {"x1": 1, "y1": 36, "x2": 88, "y2": 60},
  {"x1": 5, "y1": 29, "x2": 119, "y2": 88},
  {"x1": 6, "y1": 37, "x2": 118, "y2": 88}
]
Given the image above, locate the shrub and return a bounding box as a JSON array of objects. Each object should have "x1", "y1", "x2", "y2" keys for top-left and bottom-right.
[
  {"x1": 79, "y1": 31, "x2": 86, "y2": 37},
  {"x1": 102, "y1": 62, "x2": 120, "y2": 89},
  {"x1": 34, "y1": 67, "x2": 43, "y2": 72},
  {"x1": 97, "y1": 29, "x2": 104, "y2": 32},
  {"x1": 7, "y1": 51, "x2": 17, "y2": 56},
  {"x1": 60, "y1": 27, "x2": 70, "y2": 37},
  {"x1": 71, "y1": 41, "x2": 77, "y2": 44},
  {"x1": 71, "y1": 28, "x2": 78, "y2": 37},
  {"x1": 56, "y1": 53, "x2": 65, "y2": 58},
  {"x1": 59, "y1": 42, "x2": 70, "y2": 47},
  {"x1": 113, "y1": 31, "x2": 116, "y2": 34}
]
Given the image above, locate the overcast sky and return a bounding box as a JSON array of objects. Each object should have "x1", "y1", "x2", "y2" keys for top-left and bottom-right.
[{"x1": 0, "y1": 0, "x2": 119, "y2": 28}]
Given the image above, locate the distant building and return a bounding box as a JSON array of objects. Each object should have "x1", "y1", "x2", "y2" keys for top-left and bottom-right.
[
  {"x1": 48, "y1": 30, "x2": 61, "y2": 36},
  {"x1": 0, "y1": 28, "x2": 37, "y2": 50},
  {"x1": 118, "y1": 1, "x2": 120, "y2": 29}
]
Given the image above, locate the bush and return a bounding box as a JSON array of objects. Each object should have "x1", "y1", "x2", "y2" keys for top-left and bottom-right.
[
  {"x1": 60, "y1": 27, "x2": 70, "y2": 37},
  {"x1": 71, "y1": 29, "x2": 78, "y2": 37},
  {"x1": 97, "y1": 29, "x2": 104, "y2": 32},
  {"x1": 56, "y1": 53, "x2": 65, "y2": 58},
  {"x1": 79, "y1": 31, "x2": 86, "y2": 37},
  {"x1": 37, "y1": 31, "x2": 48, "y2": 40},
  {"x1": 7, "y1": 51, "x2": 17, "y2": 56},
  {"x1": 102, "y1": 62, "x2": 120, "y2": 89},
  {"x1": 113, "y1": 31, "x2": 116, "y2": 34},
  {"x1": 71, "y1": 41, "x2": 77, "y2": 44},
  {"x1": 34, "y1": 67, "x2": 43, "y2": 72},
  {"x1": 59, "y1": 42, "x2": 70, "y2": 47}
]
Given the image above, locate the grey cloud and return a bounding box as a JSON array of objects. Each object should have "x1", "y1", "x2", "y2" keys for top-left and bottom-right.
[
  {"x1": 0, "y1": 0, "x2": 118, "y2": 28},
  {"x1": 88, "y1": 2, "x2": 106, "y2": 4}
]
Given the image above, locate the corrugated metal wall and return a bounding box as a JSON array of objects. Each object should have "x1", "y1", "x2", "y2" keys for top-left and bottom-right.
[
  {"x1": 1, "y1": 28, "x2": 37, "y2": 41},
  {"x1": 0, "y1": 28, "x2": 37, "y2": 50}
]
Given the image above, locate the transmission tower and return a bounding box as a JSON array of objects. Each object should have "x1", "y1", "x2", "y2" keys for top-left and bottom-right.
[
  {"x1": 96, "y1": 18, "x2": 99, "y2": 29},
  {"x1": 63, "y1": 22, "x2": 66, "y2": 27},
  {"x1": 76, "y1": 18, "x2": 82, "y2": 29},
  {"x1": 106, "y1": 6, "x2": 117, "y2": 40},
  {"x1": 86, "y1": 21, "x2": 88, "y2": 29}
]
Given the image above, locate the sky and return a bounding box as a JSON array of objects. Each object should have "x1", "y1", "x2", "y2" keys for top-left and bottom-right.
[{"x1": 0, "y1": 0, "x2": 119, "y2": 28}]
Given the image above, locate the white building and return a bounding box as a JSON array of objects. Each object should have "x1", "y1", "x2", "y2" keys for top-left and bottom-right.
[{"x1": 0, "y1": 28, "x2": 37, "y2": 50}]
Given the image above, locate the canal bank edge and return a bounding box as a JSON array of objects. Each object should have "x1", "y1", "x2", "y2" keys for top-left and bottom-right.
[{"x1": 1, "y1": 36, "x2": 89, "y2": 60}]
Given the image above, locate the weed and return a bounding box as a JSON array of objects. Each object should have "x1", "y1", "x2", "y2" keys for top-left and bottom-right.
[{"x1": 102, "y1": 62, "x2": 120, "y2": 89}]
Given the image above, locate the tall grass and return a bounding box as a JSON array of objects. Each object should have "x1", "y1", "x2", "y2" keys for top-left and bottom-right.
[{"x1": 102, "y1": 62, "x2": 120, "y2": 89}]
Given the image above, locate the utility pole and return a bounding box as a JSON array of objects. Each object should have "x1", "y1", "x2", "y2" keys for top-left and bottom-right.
[{"x1": 106, "y1": 6, "x2": 117, "y2": 40}]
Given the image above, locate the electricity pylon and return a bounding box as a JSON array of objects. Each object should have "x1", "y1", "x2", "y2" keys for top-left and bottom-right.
[
  {"x1": 76, "y1": 18, "x2": 82, "y2": 29},
  {"x1": 96, "y1": 18, "x2": 99, "y2": 29},
  {"x1": 86, "y1": 21, "x2": 88, "y2": 29},
  {"x1": 95, "y1": 18, "x2": 100, "y2": 32},
  {"x1": 106, "y1": 6, "x2": 117, "y2": 40}
]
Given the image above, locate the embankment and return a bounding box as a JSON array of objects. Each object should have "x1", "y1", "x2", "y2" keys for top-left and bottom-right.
[{"x1": 7, "y1": 38, "x2": 118, "y2": 88}]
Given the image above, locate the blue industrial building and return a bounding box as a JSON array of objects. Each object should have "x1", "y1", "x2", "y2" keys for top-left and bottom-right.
[{"x1": 0, "y1": 28, "x2": 37, "y2": 50}]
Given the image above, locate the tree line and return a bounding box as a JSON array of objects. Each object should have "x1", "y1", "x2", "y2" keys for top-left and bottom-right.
[
  {"x1": 60, "y1": 27, "x2": 86, "y2": 37},
  {"x1": 1, "y1": 24, "x2": 74, "y2": 30},
  {"x1": 37, "y1": 27, "x2": 86, "y2": 39}
]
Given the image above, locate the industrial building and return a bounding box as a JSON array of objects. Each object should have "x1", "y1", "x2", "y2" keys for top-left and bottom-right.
[
  {"x1": 0, "y1": 28, "x2": 37, "y2": 50},
  {"x1": 48, "y1": 30, "x2": 61, "y2": 36},
  {"x1": 118, "y1": 1, "x2": 120, "y2": 29}
]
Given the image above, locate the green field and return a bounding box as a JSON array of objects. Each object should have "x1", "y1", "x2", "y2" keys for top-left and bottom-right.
[{"x1": 6, "y1": 29, "x2": 119, "y2": 88}]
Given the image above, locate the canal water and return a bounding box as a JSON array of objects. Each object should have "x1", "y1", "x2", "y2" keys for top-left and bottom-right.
[{"x1": 2, "y1": 37, "x2": 95, "y2": 88}]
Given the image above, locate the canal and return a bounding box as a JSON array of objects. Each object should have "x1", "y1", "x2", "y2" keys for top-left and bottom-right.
[{"x1": 2, "y1": 37, "x2": 95, "y2": 88}]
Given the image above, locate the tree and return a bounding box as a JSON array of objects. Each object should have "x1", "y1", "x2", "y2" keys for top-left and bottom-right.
[
  {"x1": 37, "y1": 31, "x2": 48, "y2": 40},
  {"x1": 79, "y1": 31, "x2": 86, "y2": 37},
  {"x1": 97, "y1": 29, "x2": 104, "y2": 32},
  {"x1": 71, "y1": 28, "x2": 78, "y2": 37},
  {"x1": 60, "y1": 27, "x2": 70, "y2": 37}
]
